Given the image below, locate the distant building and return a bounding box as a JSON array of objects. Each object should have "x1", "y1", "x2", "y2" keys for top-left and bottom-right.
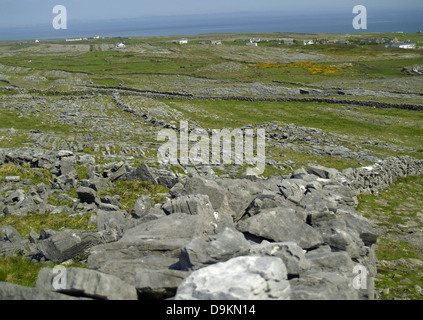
[
  {"x1": 303, "y1": 40, "x2": 314, "y2": 45},
  {"x1": 361, "y1": 38, "x2": 385, "y2": 44},
  {"x1": 282, "y1": 38, "x2": 294, "y2": 45},
  {"x1": 93, "y1": 35, "x2": 100, "y2": 39},
  {"x1": 179, "y1": 38, "x2": 188, "y2": 45},
  {"x1": 385, "y1": 42, "x2": 416, "y2": 49},
  {"x1": 34, "y1": 40, "x2": 39, "y2": 43},
  {"x1": 246, "y1": 42, "x2": 258, "y2": 47},
  {"x1": 250, "y1": 38, "x2": 261, "y2": 43},
  {"x1": 115, "y1": 43, "x2": 126, "y2": 49},
  {"x1": 211, "y1": 40, "x2": 222, "y2": 45},
  {"x1": 66, "y1": 38, "x2": 82, "y2": 42}
]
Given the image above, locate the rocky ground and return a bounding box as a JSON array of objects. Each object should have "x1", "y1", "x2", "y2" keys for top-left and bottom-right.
[{"x1": 0, "y1": 146, "x2": 422, "y2": 299}]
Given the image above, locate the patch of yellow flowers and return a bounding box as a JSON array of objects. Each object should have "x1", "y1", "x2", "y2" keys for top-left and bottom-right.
[{"x1": 251, "y1": 62, "x2": 342, "y2": 74}]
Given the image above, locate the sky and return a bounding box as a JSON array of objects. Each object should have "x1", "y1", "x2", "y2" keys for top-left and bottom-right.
[{"x1": 1, "y1": 0, "x2": 423, "y2": 28}]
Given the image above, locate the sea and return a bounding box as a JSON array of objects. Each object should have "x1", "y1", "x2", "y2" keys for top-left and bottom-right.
[{"x1": 0, "y1": 10, "x2": 422, "y2": 41}]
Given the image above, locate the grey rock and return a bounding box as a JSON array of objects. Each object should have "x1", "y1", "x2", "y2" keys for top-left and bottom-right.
[
  {"x1": 134, "y1": 269, "x2": 189, "y2": 300},
  {"x1": 170, "y1": 176, "x2": 225, "y2": 212},
  {"x1": 36, "y1": 267, "x2": 138, "y2": 300},
  {"x1": 128, "y1": 163, "x2": 157, "y2": 184},
  {"x1": 290, "y1": 271, "x2": 359, "y2": 300},
  {"x1": 36, "y1": 229, "x2": 103, "y2": 263},
  {"x1": 308, "y1": 165, "x2": 339, "y2": 179},
  {"x1": 249, "y1": 241, "x2": 311, "y2": 276},
  {"x1": 162, "y1": 194, "x2": 214, "y2": 217},
  {"x1": 236, "y1": 207, "x2": 323, "y2": 250},
  {"x1": 1, "y1": 225, "x2": 22, "y2": 243},
  {"x1": 88, "y1": 213, "x2": 217, "y2": 270},
  {"x1": 179, "y1": 227, "x2": 251, "y2": 270},
  {"x1": 5, "y1": 176, "x2": 20, "y2": 183},
  {"x1": 278, "y1": 179, "x2": 307, "y2": 204},
  {"x1": 131, "y1": 195, "x2": 151, "y2": 219},
  {"x1": 306, "y1": 249, "x2": 355, "y2": 274},
  {"x1": 0, "y1": 281, "x2": 83, "y2": 300},
  {"x1": 76, "y1": 186, "x2": 100, "y2": 205},
  {"x1": 175, "y1": 256, "x2": 291, "y2": 300}
]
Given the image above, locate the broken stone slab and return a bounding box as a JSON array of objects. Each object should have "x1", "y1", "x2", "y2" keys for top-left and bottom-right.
[
  {"x1": 308, "y1": 165, "x2": 339, "y2": 180},
  {"x1": 278, "y1": 179, "x2": 307, "y2": 204},
  {"x1": 0, "y1": 282, "x2": 84, "y2": 300},
  {"x1": 126, "y1": 163, "x2": 157, "y2": 184},
  {"x1": 249, "y1": 241, "x2": 311, "y2": 276},
  {"x1": 179, "y1": 227, "x2": 251, "y2": 271},
  {"x1": 131, "y1": 195, "x2": 151, "y2": 219},
  {"x1": 236, "y1": 207, "x2": 323, "y2": 250},
  {"x1": 97, "y1": 255, "x2": 180, "y2": 283},
  {"x1": 88, "y1": 213, "x2": 218, "y2": 270},
  {"x1": 162, "y1": 194, "x2": 215, "y2": 217},
  {"x1": 5, "y1": 176, "x2": 20, "y2": 183},
  {"x1": 175, "y1": 256, "x2": 291, "y2": 300},
  {"x1": 35, "y1": 229, "x2": 103, "y2": 263},
  {"x1": 36, "y1": 267, "x2": 138, "y2": 300},
  {"x1": 76, "y1": 186, "x2": 101, "y2": 205},
  {"x1": 134, "y1": 268, "x2": 189, "y2": 300},
  {"x1": 170, "y1": 176, "x2": 226, "y2": 212},
  {"x1": 289, "y1": 271, "x2": 359, "y2": 300},
  {"x1": 1, "y1": 225, "x2": 23, "y2": 243}
]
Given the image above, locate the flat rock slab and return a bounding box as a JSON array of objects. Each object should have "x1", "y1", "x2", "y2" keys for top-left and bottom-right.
[
  {"x1": 236, "y1": 207, "x2": 323, "y2": 250},
  {"x1": 36, "y1": 267, "x2": 138, "y2": 300},
  {"x1": 175, "y1": 256, "x2": 291, "y2": 300}
]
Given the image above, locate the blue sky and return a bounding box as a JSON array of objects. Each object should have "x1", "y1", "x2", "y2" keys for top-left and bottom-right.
[{"x1": 1, "y1": 0, "x2": 422, "y2": 28}]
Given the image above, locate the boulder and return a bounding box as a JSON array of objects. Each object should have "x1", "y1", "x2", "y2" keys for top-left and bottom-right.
[
  {"x1": 175, "y1": 256, "x2": 291, "y2": 300},
  {"x1": 290, "y1": 271, "x2": 359, "y2": 300},
  {"x1": 162, "y1": 194, "x2": 214, "y2": 217},
  {"x1": 179, "y1": 227, "x2": 251, "y2": 270},
  {"x1": 134, "y1": 269, "x2": 189, "y2": 300},
  {"x1": 236, "y1": 207, "x2": 323, "y2": 250},
  {"x1": 36, "y1": 267, "x2": 138, "y2": 300},
  {"x1": 35, "y1": 229, "x2": 103, "y2": 263},
  {"x1": 76, "y1": 186, "x2": 101, "y2": 205},
  {"x1": 308, "y1": 164, "x2": 339, "y2": 180},
  {"x1": 0, "y1": 282, "x2": 82, "y2": 300},
  {"x1": 131, "y1": 195, "x2": 151, "y2": 219},
  {"x1": 127, "y1": 163, "x2": 157, "y2": 184},
  {"x1": 249, "y1": 241, "x2": 311, "y2": 276},
  {"x1": 88, "y1": 213, "x2": 218, "y2": 270}
]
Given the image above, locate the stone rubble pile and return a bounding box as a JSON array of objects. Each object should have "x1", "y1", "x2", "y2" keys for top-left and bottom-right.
[{"x1": 1, "y1": 147, "x2": 422, "y2": 300}]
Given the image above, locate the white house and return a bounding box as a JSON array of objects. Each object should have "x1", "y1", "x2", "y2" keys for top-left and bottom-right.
[
  {"x1": 303, "y1": 40, "x2": 314, "y2": 46},
  {"x1": 179, "y1": 38, "x2": 188, "y2": 45},
  {"x1": 211, "y1": 40, "x2": 222, "y2": 45},
  {"x1": 385, "y1": 42, "x2": 416, "y2": 49},
  {"x1": 246, "y1": 42, "x2": 258, "y2": 47},
  {"x1": 115, "y1": 43, "x2": 126, "y2": 49}
]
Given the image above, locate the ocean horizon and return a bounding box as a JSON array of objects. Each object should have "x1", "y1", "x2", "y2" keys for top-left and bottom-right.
[{"x1": 0, "y1": 10, "x2": 422, "y2": 41}]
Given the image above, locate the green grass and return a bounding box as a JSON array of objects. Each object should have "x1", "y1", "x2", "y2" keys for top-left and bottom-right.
[
  {"x1": 0, "y1": 163, "x2": 52, "y2": 185},
  {"x1": 357, "y1": 175, "x2": 423, "y2": 300},
  {"x1": 0, "y1": 212, "x2": 96, "y2": 240},
  {"x1": 98, "y1": 181, "x2": 169, "y2": 212},
  {"x1": 0, "y1": 257, "x2": 50, "y2": 287}
]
